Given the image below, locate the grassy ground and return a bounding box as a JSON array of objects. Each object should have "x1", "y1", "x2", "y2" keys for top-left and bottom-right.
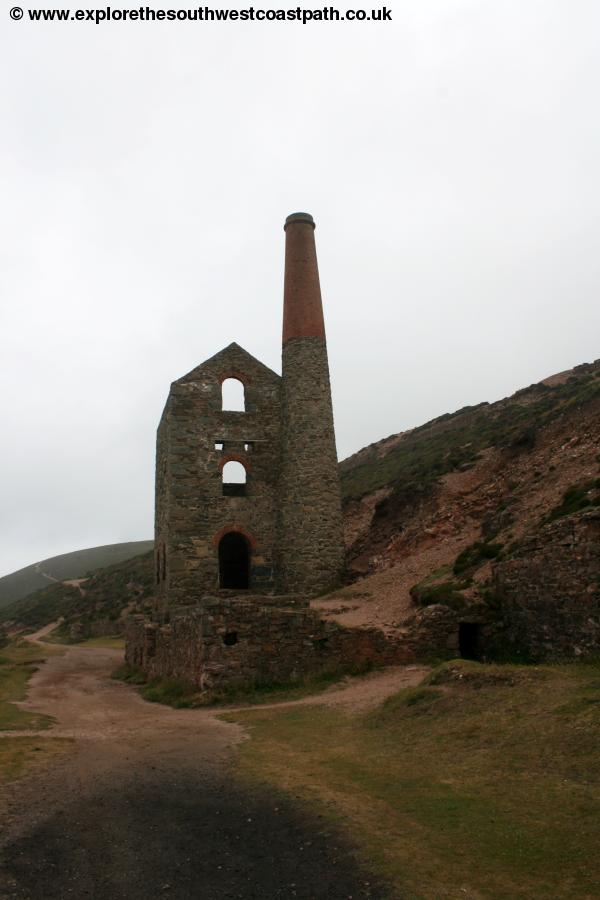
[
  {"x1": 224, "y1": 660, "x2": 600, "y2": 899},
  {"x1": 40, "y1": 632, "x2": 124, "y2": 649},
  {"x1": 0, "y1": 735, "x2": 72, "y2": 784},
  {"x1": 0, "y1": 640, "x2": 71, "y2": 784},
  {"x1": 113, "y1": 663, "x2": 352, "y2": 708},
  {"x1": 0, "y1": 639, "x2": 62, "y2": 665},
  {"x1": 0, "y1": 663, "x2": 54, "y2": 731},
  {"x1": 79, "y1": 635, "x2": 125, "y2": 649}
]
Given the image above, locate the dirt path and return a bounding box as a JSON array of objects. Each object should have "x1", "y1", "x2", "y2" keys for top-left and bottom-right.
[
  {"x1": 33, "y1": 565, "x2": 59, "y2": 586},
  {"x1": 0, "y1": 644, "x2": 423, "y2": 899},
  {"x1": 24, "y1": 622, "x2": 61, "y2": 644}
]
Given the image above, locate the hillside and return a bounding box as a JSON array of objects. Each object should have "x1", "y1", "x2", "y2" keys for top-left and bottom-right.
[
  {"x1": 3, "y1": 359, "x2": 599, "y2": 646},
  {"x1": 0, "y1": 541, "x2": 153, "y2": 609},
  {"x1": 313, "y1": 359, "x2": 600, "y2": 637},
  {"x1": 0, "y1": 551, "x2": 154, "y2": 638}
]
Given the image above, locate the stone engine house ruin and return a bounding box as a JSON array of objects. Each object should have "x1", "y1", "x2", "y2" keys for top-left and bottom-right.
[
  {"x1": 155, "y1": 211, "x2": 344, "y2": 607},
  {"x1": 127, "y1": 213, "x2": 397, "y2": 691}
]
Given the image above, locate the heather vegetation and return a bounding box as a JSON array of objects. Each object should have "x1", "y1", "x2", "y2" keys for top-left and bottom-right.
[
  {"x1": 547, "y1": 477, "x2": 600, "y2": 522},
  {"x1": 410, "y1": 540, "x2": 503, "y2": 609},
  {"x1": 0, "y1": 551, "x2": 154, "y2": 634},
  {"x1": 410, "y1": 578, "x2": 471, "y2": 610},
  {"x1": 453, "y1": 540, "x2": 503, "y2": 575},
  {"x1": 341, "y1": 363, "x2": 600, "y2": 501}
]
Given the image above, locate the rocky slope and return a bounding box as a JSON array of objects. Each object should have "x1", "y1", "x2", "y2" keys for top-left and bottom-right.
[{"x1": 312, "y1": 359, "x2": 600, "y2": 640}]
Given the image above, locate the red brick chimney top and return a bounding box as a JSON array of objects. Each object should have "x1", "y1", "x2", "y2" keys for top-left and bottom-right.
[
  {"x1": 282, "y1": 212, "x2": 326, "y2": 345},
  {"x1": 284, "y1": 212, "x2": 315, "y2": 230}
]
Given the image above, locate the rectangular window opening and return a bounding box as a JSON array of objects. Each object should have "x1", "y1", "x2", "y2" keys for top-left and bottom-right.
[
  {"x1": 215, "y1": 441, "x2": 224, "y2": 451},
  {"x1": 244, "y1": 442, "x2": 254, "y2": 452},
  {"x1": 223, "y1": 483, "x2": 247, "y2": 497}
]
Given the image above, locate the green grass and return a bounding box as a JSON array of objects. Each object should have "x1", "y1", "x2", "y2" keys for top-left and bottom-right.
[
  {"x1": 39, "y1": 627, "x2": 72, "y2": 645},
  {"x1": 0, "y1": 735, "x2": 73, "y2": 784},
  {"x1": 0, "y1": 638, "x2": 62, "y2": 665},
  {"x1": 45, "y1": 632, "x2": 125, "y2": 648},
  {"x1": 79, "y1": 635, "x2": 125, "y2": 649},
  {"x1": 0, "y1": 640, "x2": 71, "y2": 784},
  {"x1": 226, "y1": 660, "x2": 600, "y2": 899},
  {"x1": 0, "y1": 641, "x2": 57, "y2": 731},
  {"x1": 114, "y1": 664, "x2": 354, "y2": 708},
  {"x1": 0, "y1": 670, "x2": 54, "y2": 731}
]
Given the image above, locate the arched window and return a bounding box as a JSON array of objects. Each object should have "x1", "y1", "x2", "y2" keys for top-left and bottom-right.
[
  {"x1": 221, "y1": 378, "x2": 245, "y2": 411},
  {"x1": 222, "y1": 460, "x2": 247, "y2": 496}
]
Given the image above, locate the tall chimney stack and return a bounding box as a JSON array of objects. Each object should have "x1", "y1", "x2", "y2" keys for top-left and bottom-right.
[
  {"x1": 277, "y1": 213, "x2": 344, "y2": 595},
  {"x1": 282, "y1": 212, "x2": 325, "y2": 344}
]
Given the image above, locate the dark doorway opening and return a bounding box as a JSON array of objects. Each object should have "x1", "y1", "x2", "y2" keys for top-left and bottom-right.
[
  {"x1": 218, "y1": 532, "x2": 250, "y2": 589},
  {"x1": 459, "y1": 622, "x2": 481, "y2": 660}
]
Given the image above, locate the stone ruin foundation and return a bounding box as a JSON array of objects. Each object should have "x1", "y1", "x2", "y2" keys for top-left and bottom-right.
[{"x1": 125, "y1": 596, "x2": 414, "y2": 692}]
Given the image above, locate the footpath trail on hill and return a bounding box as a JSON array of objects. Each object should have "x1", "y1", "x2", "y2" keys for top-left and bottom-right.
[{"x1": 0, "y1": 641, "x2": 423, "y2": 900}]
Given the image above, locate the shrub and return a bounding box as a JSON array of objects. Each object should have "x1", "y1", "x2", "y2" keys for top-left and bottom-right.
[
  {"x1": 410, "y1": 579, "x2": 471, "y2": 610},
  {"x1": 141, "y1": 678, "x2": 197, "y2": 708},
  {"x1": 111, "y1": 663, "x2": 147, "y2": 684},
  {"x1": 453, "y1": 542, "x2": 503, "y2": 576},
  {"x1": 547, "y1": 479, "x2": 600, "y2": 522}
]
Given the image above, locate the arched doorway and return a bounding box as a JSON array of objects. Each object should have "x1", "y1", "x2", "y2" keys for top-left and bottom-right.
[{"x1": 218, "y1": 532, "x2": 250, "y2": 589}]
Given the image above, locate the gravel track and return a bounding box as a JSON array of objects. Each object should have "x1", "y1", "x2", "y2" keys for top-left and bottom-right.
[{"x1": 0, "y1": 643, "x2": 410, "y2": 899}]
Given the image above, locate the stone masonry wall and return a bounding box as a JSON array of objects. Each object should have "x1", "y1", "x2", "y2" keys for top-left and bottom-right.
[
  {"x1": 277, "y1": 336, "x2": 344, "y2": 596},
  {"x1": 493, "y1": 510, "x2": 600, "y2": 659},
  {"x1": 155, "y1": 344, "x2": 282, "y2": 609},
  {"x1": 126, "y1": 598, "x2": 413, "y2": 691}
]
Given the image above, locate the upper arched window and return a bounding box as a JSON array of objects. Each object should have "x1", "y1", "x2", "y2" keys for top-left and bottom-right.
[
  {"x1": 221, "y1": 378, "x2": 245, "y2": 411},
  {"x1": 222, "y1": 460, "x2": 247, "y2": 496}
]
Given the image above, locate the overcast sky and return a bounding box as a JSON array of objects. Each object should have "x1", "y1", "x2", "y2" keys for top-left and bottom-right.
[{"x1": 1, "y1": 1, "x2": 599, "y2": 576}]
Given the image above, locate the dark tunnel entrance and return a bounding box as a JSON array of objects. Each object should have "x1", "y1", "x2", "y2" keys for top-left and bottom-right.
[
  {"x1": 218, "y1": 532, "x2": 250, "y2": 590},
  {"x1": 459, "y1": 622, "x2": 481, "y2": 660}
]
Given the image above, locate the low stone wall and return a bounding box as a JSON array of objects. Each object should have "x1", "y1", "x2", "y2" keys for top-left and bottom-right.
[
  {"x1": 408, "y1": 602, "x2": 490, "y2": 657},
  {"x1": 125, "y1": 597, "x2": 413, "y2": 691},
  {"x1": 494, "y1": 510, "x2": 600, "y2": 659}
]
